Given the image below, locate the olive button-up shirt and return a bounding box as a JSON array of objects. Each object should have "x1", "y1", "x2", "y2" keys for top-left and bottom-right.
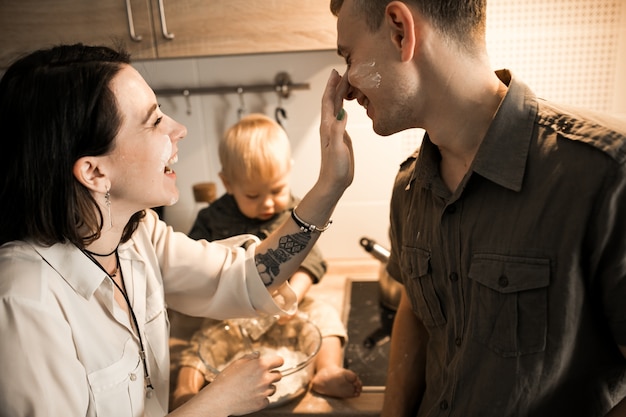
[{"x1": 388, "y1": 70, "x2": 626, "y2": 416}]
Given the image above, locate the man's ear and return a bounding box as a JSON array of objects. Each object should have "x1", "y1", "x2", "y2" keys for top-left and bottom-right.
[
  {"x1": 385, "y1": 1, "x2": 416, "y2": 62},
  {"x1": 218, "y1": 171, "x2": 232, "y2": 194},
  {"x1": 73, "y1": 156, "x2": 108, "y2": 193}
]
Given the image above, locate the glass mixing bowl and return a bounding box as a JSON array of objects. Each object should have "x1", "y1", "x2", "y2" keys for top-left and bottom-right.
[{"x1": 196, "y1": 315, "x2": 322, "y2": 406}]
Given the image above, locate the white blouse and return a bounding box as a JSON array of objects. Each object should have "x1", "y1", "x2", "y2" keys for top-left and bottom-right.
[{"x1": 0, "y1": 210, "x2": 296, "y2": 416}]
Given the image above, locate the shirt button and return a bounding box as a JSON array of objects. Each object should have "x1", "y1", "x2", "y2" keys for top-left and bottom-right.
[
  {"x1": 446, "y1": 204, "x2": 456, "y2": 214},
  {"x1": 455, "y1": 337, "x2": 462, "y2": 346},
  {"x1": 498, "y1": 275, "x2": 509, "y2": 287},
  {"x1": 449, "y1": 272, "x2": 458, "y2": 282},
  {"x1": 440, "y1": 400, "x2": 449, "y2": 410},
  {"x1": 129, "y1": 373, "x2": 137, "y2": 381},
  {"x1": 556, "y1": 120, "x2": 571, "y2": 132}
]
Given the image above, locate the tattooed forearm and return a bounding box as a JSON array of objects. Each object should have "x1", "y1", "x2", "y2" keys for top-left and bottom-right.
[{"x1": 255, "y1": 232, "x2": 312, "y2": 286}]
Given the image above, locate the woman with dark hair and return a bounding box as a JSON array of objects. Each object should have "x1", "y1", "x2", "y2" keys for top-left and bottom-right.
[{"x1": 0, "y1": 43, "x2": 352, "y2": 417}]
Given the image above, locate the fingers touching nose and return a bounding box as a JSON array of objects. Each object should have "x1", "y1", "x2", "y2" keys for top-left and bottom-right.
[
  {"x1": 346, "y1": 84, "x2": 359, "y2": 101},
  {"x1": 335, "y1": 70, "x2": 351, "y2": 113},
  {"x1": 342, "y1": 72, "x2": 359, "y2": 102}
]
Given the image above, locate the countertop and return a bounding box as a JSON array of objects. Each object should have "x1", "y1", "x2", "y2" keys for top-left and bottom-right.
[
  {"x1": 244, "y1": 258, "x2": 385, "y2": 417},
  {"x1": 244, "y1": 389, "x2": 384, "y2": 417}
]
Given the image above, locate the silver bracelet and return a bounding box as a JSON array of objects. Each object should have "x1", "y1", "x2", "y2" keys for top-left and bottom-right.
[{"x1": 291, "y1": 207, "x2": 332, "y2": 233}]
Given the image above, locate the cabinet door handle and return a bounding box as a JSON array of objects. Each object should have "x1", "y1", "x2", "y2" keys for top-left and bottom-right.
[
  {"x1": 157, "y1": 0, "x2": 175, "y2": 40},
  {"x1": 125, "y1": 0, "x2": 143, "y2": 42}
]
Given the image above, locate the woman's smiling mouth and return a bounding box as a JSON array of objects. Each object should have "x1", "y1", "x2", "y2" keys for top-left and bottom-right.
[{"x1": 164, "y1": 154, "x2": 178, "y2": 174}]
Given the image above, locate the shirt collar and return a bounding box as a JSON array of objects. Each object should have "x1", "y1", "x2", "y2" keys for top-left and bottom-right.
[
  {"x1": 471, "y1": 69, "x2": 537, "y2": 192},
  {"x1": 30, "y1": 241, "x2": 108, "y2": 300},
  {"x1": 413, "y1": 70, "x2": 537, "y2": 193}
]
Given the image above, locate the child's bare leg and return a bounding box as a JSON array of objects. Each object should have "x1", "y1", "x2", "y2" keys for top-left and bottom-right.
[
  {"x1": 311, "y1": 336, "x2": 363, "y2": 398},
  {"x1": 171, "y1": 366, "x2": 206, "y2": 410}
]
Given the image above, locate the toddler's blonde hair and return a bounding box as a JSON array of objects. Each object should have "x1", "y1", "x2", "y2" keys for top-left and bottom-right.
[{"x1": 219, "y1": 113, "x2": 292, "y2": 183}]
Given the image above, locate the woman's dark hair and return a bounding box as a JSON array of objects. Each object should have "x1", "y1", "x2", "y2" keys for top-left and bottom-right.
[{"x1": 0, "y1": 43, "x2": 145, "y2": 247}]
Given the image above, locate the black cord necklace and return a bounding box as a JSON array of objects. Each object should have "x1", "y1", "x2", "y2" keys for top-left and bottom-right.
[
  {"x1": 83, "y1": 246, "x2": 118, "y2": 257},
  {"x1": 81, "y1": 247, "x2": 154, "y2": 395}
]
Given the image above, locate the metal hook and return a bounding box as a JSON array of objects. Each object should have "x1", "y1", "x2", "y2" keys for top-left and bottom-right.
[
  {"x1": 275, "y1": 107, "x2": 287, "y2": 127},
  {"x1": 183, "y1": 89, "x2": 192, "y2": 115},
  {"x1": 275, "y1": 86, "x2": 287, "y2": 127},
  {"x1": 237, "y1": 87, "x2": 246, "y2": 120},
  {"x1": 273, "y1": 72, "x2": 291, "y2": 127}
]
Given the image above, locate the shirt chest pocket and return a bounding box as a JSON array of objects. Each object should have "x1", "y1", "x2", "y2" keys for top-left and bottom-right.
[
  {"x1": 87, "y1": 338, "x2": 144, "y2": 417},
  {"x1": 401, "y1": 247, "x2": 447, "y2": 328},
  {"x1": 468, "y1": 254, "x2": 550, "y2": 357}
]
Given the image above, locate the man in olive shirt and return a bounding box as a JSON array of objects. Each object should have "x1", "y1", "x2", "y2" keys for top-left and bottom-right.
[{"x1": 329, "y1": 0, "x2": 626, "y2": 415}]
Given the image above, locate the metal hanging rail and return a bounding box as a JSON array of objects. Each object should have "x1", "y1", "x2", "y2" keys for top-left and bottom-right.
[{"x1": 152, "y1": 71, "x2": 308, "y2": 99}]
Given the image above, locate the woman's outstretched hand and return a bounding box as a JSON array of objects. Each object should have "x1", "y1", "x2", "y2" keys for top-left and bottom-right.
[
  {"x1": 249, "y1": 69, "x2": 355, "y2": 293},
  {"x1": 318, "y1": 69, "x2": 354, "y2": 197},
  {"x1": 171, "y1": 351, "x2": 284, "y2": 417}
]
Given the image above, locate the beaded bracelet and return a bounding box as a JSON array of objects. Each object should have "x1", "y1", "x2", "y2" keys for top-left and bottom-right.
[{"x1": 291, "y1": 207, "x2": 333, "y2": 233}]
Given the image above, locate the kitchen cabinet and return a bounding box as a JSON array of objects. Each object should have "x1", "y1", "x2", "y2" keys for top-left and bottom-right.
[
  {"x1": 0, "y1": 0, "x2": 338, "y2": 68},
  {"x1": 154, "y1": 0, "x2": 337, "y2": 58},
  {"x1": 0, "y1": 0, "x2": 156, "y2": 67}
]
